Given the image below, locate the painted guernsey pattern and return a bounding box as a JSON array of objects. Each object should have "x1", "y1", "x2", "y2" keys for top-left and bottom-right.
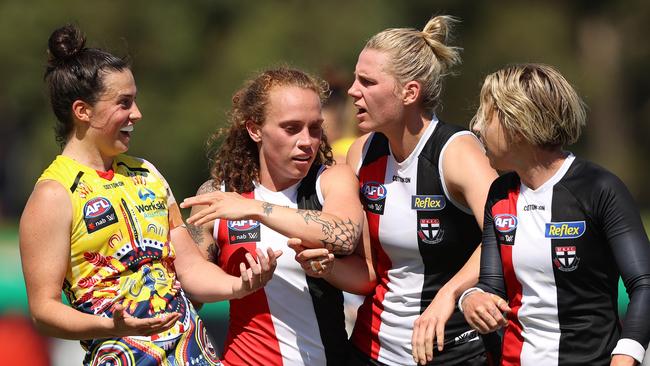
[
  {"x1": 479, "y1": 155, "x2": 650, "y2": 365},
  {"x1": 212, "y1": 165, "x2": 348, "y2": 366},
  {"x1": 38, "y1": 154, "x2": 221, "y2": 366},
  {"x1": 351, "y1": 119, "x2": 490, "y2": 365}
]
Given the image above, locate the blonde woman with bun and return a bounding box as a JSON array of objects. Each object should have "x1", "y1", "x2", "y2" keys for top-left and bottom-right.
[{"x1": 294, "y1": 16, "x2": 501, "y2": 365}]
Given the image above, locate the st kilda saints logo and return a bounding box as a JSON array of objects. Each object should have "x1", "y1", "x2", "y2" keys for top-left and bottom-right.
[
  {"x1": 83, "y1": 197, "x2": 118, "y2": 233},
  {"x1": 494, "y1": 214, "x2": 517, "y2": 245},
  {"x1": 418, "y1": 218, "x2": 444, "y2": 244},
  {"x1": 553, "y1": 245, "x2": 580, "y2": 272},
  {"x1": 362, "y1": 181, "x2": 387, "y2": 215},
  {"x1": 228, "y1": 219, "x2": 261, "y2": 244}
]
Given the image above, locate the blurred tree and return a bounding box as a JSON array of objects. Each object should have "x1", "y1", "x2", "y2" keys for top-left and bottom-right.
[{"x1": 0, "y1": 0, "x2": 648, "y2": 223}]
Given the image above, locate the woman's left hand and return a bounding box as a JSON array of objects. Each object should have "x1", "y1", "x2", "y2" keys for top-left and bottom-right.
[
  {"x1": 610, "y1": 355, "x2": 638, "y2": 366},
  {"x1": 411, "y1": 289, "x2": 456, "y2": 365},
  {"x1": 288, "y1": 238, "x2": 334, "y2": 278},
  {"x1": 181, "y1": 191, "x2": 257, "y2": 225}
]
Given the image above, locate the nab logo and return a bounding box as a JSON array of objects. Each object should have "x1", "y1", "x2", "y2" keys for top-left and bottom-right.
[
  {"x1": 362, "y1": 182, "x2": 387, "y2": 201},
  {"x1": 494, "y1": 214, "x2": 518, "y2": 233},
  {"x1": 84, "y1": 197, "x2": 112, "y2": 218},
  {"x1": 228, "y1": 220, "x2": 260, "y2": 232},
  {"x1": 545, "y1": 221, "x2": 585, "y2": 239}
]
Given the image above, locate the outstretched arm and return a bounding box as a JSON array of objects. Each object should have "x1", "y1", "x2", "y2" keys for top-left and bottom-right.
[
  {"x1": 181, "y1": 164, "x2": 363, "y2": 255},
  {"x1": 19, "y1": 181, "x2": 179, "y2": 340},
  {"x1": 169, "y1": 202, "x2": 281, "y2": 303}
]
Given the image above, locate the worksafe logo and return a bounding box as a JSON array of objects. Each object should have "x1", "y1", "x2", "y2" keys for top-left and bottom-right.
[
  {"x1": 411, "y1": 195, "x2": 446, "y2": 211},
  {"x1": 545, "y1": 221, "x2": 586, "y2": 239}
]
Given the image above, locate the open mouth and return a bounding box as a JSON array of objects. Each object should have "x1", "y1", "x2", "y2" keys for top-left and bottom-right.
[
  {"x1": 120, "y1": 125, "x2": 134, "y2": 133},
  {"x1": 293, "y1": 156, "x2": 311, "y2": 162}
]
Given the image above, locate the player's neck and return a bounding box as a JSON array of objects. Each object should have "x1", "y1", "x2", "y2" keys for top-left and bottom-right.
[
  {"x1": 516, "y1": 147, "x2": 568, "y2": 190},
  {"x1": 62, "y1": 139, "x2": 115, "y2": 171}
]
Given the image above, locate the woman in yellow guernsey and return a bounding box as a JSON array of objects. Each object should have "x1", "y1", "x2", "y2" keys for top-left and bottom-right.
[{"x1": 19, "y1": 25, "x2": 280, "y2": 366}]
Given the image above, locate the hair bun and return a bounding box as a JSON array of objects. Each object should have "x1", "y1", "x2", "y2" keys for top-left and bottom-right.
[{"x1": 48, "y1": 25, "x2": 86, "y2": 62}]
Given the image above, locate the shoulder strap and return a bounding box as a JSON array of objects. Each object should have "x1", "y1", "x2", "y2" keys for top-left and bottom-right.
[
  {"x1": 297, "y1": 163, "x2": 323, "y2": 210},
  {"x1": 420, "y1": 120, "x2": 467, "y2": 164}
]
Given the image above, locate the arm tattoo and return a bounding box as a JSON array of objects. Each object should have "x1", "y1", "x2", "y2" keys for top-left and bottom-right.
[
  {"x1": 186, "y1": 223, "x2": 204, "y2": 246},
  {"x1": 197, "y1": 179, "x2": 218, "y2": 194},
  {"x1": 297, "y1": 210, "x2": 361, "y2": 255},
  {"x1": 262, "y1": 202, "x2": 274, "y2": 217}
]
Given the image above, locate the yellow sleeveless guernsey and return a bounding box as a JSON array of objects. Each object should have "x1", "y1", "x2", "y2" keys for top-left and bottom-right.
[{"x1": 38, "y1": 155, "x2": 221, "y2": 366}]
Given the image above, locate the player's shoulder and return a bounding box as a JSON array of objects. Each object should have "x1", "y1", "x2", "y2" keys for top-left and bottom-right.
[
  {"x1": 562, "y1": 157, "x2": 626, "y2": 194},
  {"x1": 196, "y1": 179, "x2": 219, "y2": 195}
]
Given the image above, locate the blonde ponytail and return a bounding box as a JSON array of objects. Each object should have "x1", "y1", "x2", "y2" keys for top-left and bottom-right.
[{"x1": 364, "y1": 15, "x2": 462, "y2": 115}]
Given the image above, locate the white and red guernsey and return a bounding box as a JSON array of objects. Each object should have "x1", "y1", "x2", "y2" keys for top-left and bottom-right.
[
  {"x1": 351, "y1": 119, "x2": 498, "y2": 365},
  {"x1": 478, "y1": 155, "x2": 650, "y2": 365},
  {"x1": 212, "y1": 166, "x2": 348, "y2": 366}
]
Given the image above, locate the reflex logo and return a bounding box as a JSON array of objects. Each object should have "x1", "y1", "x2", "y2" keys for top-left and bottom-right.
[
  {"x1": 362, "y1": 182, "x2": 387, "y2": 201},
  {"x1": 411, "y1": 195, "x2": 446, "y2": 211},
  {"x1": 228, "y1": 220, "x2": 260, "y2": 231},
  {"x1": 494, "y1": 214, "x2": 518, "y2": 233},
  {"x1": 545, "y1": 221, "x2": 585, "y2": 239}
]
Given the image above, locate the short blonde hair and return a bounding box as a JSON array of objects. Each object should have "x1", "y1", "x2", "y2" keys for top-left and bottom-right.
[
  {"x1": 365, "y1": 15, "x2": 461, "y2": 115},
  {"x1": 471, "y1": 64, "x2": 586, "y2": 147}
]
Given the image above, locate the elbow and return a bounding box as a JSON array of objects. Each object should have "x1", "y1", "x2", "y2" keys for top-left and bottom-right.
[{"x1": 29, "y1": 311, "x2": 53, "y2": 337}]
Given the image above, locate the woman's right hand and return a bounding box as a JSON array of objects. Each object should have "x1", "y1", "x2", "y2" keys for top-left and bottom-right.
[
  {"x1": 233, "y1": 247, "x2": 282, "y2": 298},
  {"x1": 461, "y1": 291, "x2": 510, "y2": 334},
  {"x1": 287, "y1": 238, "x2": 334, "y2": 278},
  {"x1": 111, "y1": 304, "x2": 180, "y2": 337}
]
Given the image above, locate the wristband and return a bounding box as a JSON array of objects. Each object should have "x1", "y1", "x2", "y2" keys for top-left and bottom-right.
[{"x1": 458, "y1": 287, "x2": 484, "y2": 313}]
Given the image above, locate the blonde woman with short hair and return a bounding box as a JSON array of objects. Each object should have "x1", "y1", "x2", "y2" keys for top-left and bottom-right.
[{"x1": 461, "y1": 64, "x2": 650, "y2": 366}]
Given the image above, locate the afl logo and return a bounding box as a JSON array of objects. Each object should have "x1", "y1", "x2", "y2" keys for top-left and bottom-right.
[
  {"x1": 494, "y1": 214, "x2": 518, "y2": 233},
  {"x1": 228, "y1": 220, "x2": 260, "y2": 232},
  {"x1": 362, "y1": 182, "x2": 387, "y2": 201},
  {"x1": 84, "y1": 197, "x2": 112, "y2": 218}
]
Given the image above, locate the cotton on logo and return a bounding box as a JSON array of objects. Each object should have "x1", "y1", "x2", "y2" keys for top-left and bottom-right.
[
  {"x1": 362, "y1": 182, "x2": 387, "y2": 201},
  {"x1": 84, "y1": 197, "x2": 112, "y2": 218},
  {"x1": 494, "y1": 214, "x2": 518, "y2": 233},
  {"x1": 228, "y1": 220, "x2": 260, "y2": 231}
]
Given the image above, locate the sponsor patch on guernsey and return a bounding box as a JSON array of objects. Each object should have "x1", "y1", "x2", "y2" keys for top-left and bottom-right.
[
  {"x1": 83, "y1": 197, "x2": 118, "y2": 233},
  {"x1": 361, "y1": 181, "x2": 387, "y2": 215},
  {"x1": 228, "y1": 219, "x2": 261, "y2": 244},
  {"x1": 545, "y1": 221, "x2": 586, "y2": 239},
  {"x1": 494, "y1": 214, "x2": 518, "y2": 233},
  {"x1": 411, "y1": 195, "x2": 446, "y2": 211}
]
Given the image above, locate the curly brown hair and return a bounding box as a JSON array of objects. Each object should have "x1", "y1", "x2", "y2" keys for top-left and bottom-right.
[{"x1": 208, "y1": 67, "x2": 334, "y2": 193}]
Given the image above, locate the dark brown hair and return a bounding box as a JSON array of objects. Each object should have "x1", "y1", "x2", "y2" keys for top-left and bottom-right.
[
  {"x1": 44, "y1": 24, "x2": 129, "y2": 148},
  {"x1": 208, "y1": 67, "x2": 334, "y2": 193}
]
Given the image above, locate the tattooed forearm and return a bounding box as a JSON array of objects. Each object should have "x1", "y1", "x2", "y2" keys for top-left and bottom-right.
[
  {"x1": 186, "y1": 223, "x2": 205, "y2": 246},
  {"x1": 262, "y1": 202, "x2": 274, "y2": 217},
  {"x1": 296, "y1": 210, "x2": 361, "y2": 255}
]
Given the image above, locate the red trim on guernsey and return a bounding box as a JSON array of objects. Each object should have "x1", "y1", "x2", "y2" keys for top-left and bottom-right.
[
  {"x1": 493, "y1": 187, "x2": 524, "y2": 366},
  {"x1": 351, "y1": 155, "x2": 393, "y2": 359},
  {"x1": 217, "y1": 191, "x2": 283, "y2": 366},
  {"x1": 95, "y1": 169, "x2": 115, "y2": 181}
]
